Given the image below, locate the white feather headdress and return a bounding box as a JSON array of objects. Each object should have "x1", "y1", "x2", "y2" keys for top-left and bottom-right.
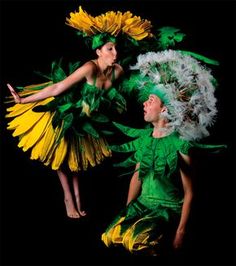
[{"x1": 129, "y1": 50, "x2": 218, "y2": 141}]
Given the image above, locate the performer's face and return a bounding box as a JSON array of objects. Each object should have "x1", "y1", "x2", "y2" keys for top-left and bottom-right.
[
  {"x1": 96, "y1": 42, "x2": 117, "y2": 66},
  {"x1": 143, "y1": 94, "x2": 165, "y2": 122}
]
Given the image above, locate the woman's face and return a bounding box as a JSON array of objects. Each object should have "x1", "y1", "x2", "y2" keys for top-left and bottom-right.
[{"x1": 97, "y1": 42, "x2": 117, "y2": 66}]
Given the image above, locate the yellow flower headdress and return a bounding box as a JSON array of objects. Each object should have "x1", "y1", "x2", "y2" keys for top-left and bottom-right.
[{"x1": 66, "y1": 6, "x2": 153, "y2": 49}]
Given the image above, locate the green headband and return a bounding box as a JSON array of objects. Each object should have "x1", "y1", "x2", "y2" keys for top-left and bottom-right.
[
  {"x1": 133, "y1": 75, "x2": 169, "y2": 106},
  {"x1": 92, "y1": 33, "x2": 116, "y2": 50},
  {"x1": 149, "y1": 85, "x2": 170, "y2": 106},
  {"x1": 121, "y1": 72, "x2": 170, "y2": 106}
]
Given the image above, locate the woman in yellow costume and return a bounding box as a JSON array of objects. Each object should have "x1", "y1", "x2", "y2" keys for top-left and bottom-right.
[{"x1": 6, "y1": 6, "x2": 153, "y2": 219}]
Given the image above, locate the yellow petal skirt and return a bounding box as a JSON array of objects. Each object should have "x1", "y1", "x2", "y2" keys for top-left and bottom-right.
[{"x1": 6, "y1": 95, "x2": 112, "y2": 172}]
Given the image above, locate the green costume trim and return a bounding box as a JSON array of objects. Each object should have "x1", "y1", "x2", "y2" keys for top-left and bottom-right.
[{"x1": 92, "y1": 33, "x2": 116, "y2": 50}]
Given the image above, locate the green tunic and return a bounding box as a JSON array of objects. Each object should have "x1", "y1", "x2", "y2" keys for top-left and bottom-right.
[{"x1": 101, "y1": 123, "x2": 225, "y2": 255}]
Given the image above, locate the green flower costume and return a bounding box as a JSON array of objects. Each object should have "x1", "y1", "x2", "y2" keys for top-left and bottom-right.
[
  {"x1": 5, "y1": 6, "x2": 156, "y2": 173},
  {"x1": 6, "y1": 61, "x2": 126, "y2": 172},
  {"x1": 101, "y1": 123, "x2": 225, "y2": 255}
]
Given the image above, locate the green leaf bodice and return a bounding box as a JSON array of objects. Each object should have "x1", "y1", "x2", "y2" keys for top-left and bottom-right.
[
  {"x1": 111, "y1": 122, "x2": 226, "y2": 211},
  {"x1": 31, "y1": 61, "x2": 127, "y2": 141}
]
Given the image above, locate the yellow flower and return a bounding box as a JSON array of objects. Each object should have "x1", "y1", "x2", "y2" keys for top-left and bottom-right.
[
  {"x1": 122, "y1": 16, "x2": 153, "y2": 40},
  {"x1": 66, "y1": 6, "x2": 98, "y2": 36},
  {"x1": 94, "y1": 11, "x2": 123, "y2": 36},
  {"x1": 66, "y1": 6, "x2": 153, "y2": 41}
]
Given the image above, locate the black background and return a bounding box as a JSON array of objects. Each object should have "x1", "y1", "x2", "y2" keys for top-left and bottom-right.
[{"x1": 0, "y1": 0, "x2": 235, "y2": 265}]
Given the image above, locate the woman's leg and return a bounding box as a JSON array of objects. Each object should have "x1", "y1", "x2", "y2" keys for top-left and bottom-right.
[
  {"x1": 57, "y1": 169, "x2": 80, "y2": 218},
  {"x1": 72, "y1": 174, "x2": 86, "y2": 216}
]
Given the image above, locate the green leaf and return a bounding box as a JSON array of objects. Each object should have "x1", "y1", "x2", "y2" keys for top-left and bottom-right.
[
  {"x1": 58, "y1": 102, "x2": 73, "y2": 113},
  {"x1": 69, "y1": 61, "x2": 81, "y2": 74},
  {"x1": 82, "y1": 122, "x2": 99, "y2": 138},
  {"x1": 56, "y1": 113, "x2": 74, "y2": 143},
  {"x1": 91, "y1": 113, "x2": 109, "y2": 123},
  {"x1": 106, "y1": 87, "x2": 117, "y2": 100},
  {"x1": 157, "y1": 27, "x2": 186, "y2": 49},
  {"x1": 33, "y1": 71, "x2": 52, "y2": 81},
  {"x1": 177, "y1": 50, "x2": 220, "y2": 66},
  {"x1": 100, "y1": 130, "x2": 114, "y2": 135},
  {"x1": 51, "y1": 61, "x2": 67, "y2": 82}
]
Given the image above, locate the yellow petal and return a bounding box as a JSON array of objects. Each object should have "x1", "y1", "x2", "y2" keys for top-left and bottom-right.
[
  {"x1": 6, "y1": 102, "x2": 38, "y2": 118},
  {"x1": 18, "y1": 112, "x2": 53, "y2": 151},
  {"x1": 66, "y1": 6, "x2": 97, "y2": 36},
  {"x1": 51, "y1": 137, "x2": 68, "y2": 170},
  {"x1": 98, "y1": 137, "x2": 112, "y2": 157},
  {"x1": 81, "y1": 100, "x2": 91, "y2": 116},
  {"x1": 79, "y1": 137, "x2": 88, "y2": 170},
  {"x1": 7, "y1": 98, "x2": 53, "y2": 136},
  {"x1": 83, "y1": 136, "x2": 96, "y2": 167},
  {"x1": 68, "y1": 137, "x2": 80, "y2": 172}
]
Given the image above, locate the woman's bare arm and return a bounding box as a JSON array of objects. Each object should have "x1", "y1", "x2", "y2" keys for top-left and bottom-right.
[{"x1": 7, "y1": 61, "x2": 96, "y2": 104}]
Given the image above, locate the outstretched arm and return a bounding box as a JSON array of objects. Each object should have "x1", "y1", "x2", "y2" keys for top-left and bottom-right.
[
  {"x1": 7, "y1": 61, "x2": 95, "y2": 104},
  {"x1": 173, "y1": 152, "x2": 194, "y2": 249},
  {"x1": 126, "y1": 163, "x2": 141, "y2": 205}
]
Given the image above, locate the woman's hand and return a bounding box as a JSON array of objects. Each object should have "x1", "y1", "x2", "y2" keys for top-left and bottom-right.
[{"x1": 7, "y1": 83, "x2": 21, "y2": 103}]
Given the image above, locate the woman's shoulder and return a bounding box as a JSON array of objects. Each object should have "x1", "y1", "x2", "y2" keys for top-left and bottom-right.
[
  {"x1": 79, "y1": 60, "x2": 98, "y2": 78},
  {"x1": 82, "y1": 60, "x2": 98, "y2": 71}
]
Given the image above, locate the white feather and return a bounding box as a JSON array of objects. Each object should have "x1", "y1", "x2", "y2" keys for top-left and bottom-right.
[{"x1": 130, "y1": 50, "x2": 218, "y2": 141}]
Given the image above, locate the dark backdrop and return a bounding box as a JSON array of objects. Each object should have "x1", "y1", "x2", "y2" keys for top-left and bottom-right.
[{"x1": 0, "y1": 0, "x2": 235, "y2": 265}]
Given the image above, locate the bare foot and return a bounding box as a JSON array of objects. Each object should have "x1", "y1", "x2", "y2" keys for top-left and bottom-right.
[
  {"x1": 75, "y1": 196, "x2": 87, "y2": 217},
  {"x1": 78, "y1": 210, "x2": 87, "y2": 217},
  {"x1": 64, "y1": 199, "x2": 80, "y2": 219}
]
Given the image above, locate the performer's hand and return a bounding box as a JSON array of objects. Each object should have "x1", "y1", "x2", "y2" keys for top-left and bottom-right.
[
  {"x1": 7, "y1": 83, "x2": 21, "y2": 103},
  {"x1": 173, "y1": 229, "x2": 185, "y2": 250}
]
